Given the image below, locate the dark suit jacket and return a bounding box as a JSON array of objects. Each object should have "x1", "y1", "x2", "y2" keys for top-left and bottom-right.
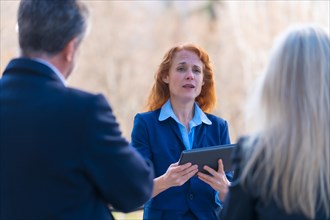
[
  {"x1": 131, "y1": 110, "x2": 231, "y2": 220},
  {"x1": 220, "y1": 137, "x2": 329, "y2": 220},
  {"x1": 0, "y1": 58, "x2": 154, "y2": 220}
]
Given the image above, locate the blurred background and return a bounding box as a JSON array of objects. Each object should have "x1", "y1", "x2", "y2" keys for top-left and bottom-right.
[{"x1": 1, "y1": 0, "x2": 329, "y2": 219}]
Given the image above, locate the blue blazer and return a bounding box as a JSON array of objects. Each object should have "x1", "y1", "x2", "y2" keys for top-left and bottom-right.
[
  {"x1": 0, "y1": 58, "x2": 154, "y2": 220},
  {"x1": 131, "y1": 109, "x2": 231, "y2": 220}
]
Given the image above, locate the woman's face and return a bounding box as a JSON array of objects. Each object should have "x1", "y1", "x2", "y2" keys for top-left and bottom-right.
[{"x1": 163, "y1": 49, "x2": 204, "y2": 104}]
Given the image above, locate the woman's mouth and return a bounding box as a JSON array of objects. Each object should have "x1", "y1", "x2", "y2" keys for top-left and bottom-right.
[{"x1": 183, "y1": 84, "x2": 195, "y2": 88}]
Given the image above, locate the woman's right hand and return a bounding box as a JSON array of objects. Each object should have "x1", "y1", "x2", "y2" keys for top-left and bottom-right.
[
  {"x1": 163, "y1": 162, "x2": 198, "y2": 187},
  {"x1": 152, "y1": 162, "x2": 198, "y2": 197}
]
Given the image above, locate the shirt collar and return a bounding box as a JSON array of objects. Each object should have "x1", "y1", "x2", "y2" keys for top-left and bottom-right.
[
  {"x1": 32, "y1": 58, "x2": 67, "y2": 86},
  {"x1": 159, "y1": 99, "x2": 212, "y2": 125}
]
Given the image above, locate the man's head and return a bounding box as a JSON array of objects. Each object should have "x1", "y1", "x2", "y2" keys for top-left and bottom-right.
[{"x1": 17, "y1": 0, "x2": 89, "y2": 77}]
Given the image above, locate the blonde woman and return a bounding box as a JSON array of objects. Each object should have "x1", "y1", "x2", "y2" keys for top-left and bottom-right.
[{"x1": 221, "y1": 24, "x2": 330, "y2": 220}]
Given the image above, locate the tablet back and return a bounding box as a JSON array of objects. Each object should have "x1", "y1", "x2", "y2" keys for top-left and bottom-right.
[{"x1": 178, "y1": 144, "x2": 237, "y2": 173}]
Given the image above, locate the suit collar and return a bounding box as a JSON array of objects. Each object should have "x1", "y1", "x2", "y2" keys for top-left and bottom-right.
[
  {"x1": 158, "y1": 100, "x2": 211, "y2": 150},
  {"x1": 165, "y1": 116, "x2": 207, "y2": 150},
  {"x1": 3, "y1": 58, "x2": 65, "y2": 86},
  {"x1": 33, "y1": 58, "x2": 67, "y2": 86}
]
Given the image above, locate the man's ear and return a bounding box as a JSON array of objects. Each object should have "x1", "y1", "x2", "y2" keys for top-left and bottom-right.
[{"x1": 63, "y1": 38, "x2": 77, "y2": 62}]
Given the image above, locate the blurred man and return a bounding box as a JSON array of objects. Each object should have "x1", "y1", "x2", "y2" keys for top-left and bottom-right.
[{"x1": 0, "y1": 1, "x2": 153, "y2": 219}]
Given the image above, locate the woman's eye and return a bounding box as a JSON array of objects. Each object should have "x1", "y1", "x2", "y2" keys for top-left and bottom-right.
[
  {"x1": 193, "y1": 69, "x2": 201, "y2": 74},
  {"x1": 177, "y1": 67, "x2": 185, "y2": 72}
]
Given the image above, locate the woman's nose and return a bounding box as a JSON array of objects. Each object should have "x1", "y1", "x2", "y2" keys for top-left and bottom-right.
[{"x1": 185, "y1": 69, "x2": 194, "y2": 79}]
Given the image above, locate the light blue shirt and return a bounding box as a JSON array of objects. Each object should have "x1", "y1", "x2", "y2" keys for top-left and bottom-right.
[
  {"x1": 159, "y1": 99, "x2": 212, "y2": 150},
  {"x1": 33, "y1": 58, "x2": 67, "y2": 86},
  {"x1": 159, "y1": 99, "x2": 224, "y2": 206}
]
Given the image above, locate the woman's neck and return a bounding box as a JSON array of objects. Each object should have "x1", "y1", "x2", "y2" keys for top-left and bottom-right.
[{"x1": 170, "y1": 99, "x2": 195, "y2": 128}]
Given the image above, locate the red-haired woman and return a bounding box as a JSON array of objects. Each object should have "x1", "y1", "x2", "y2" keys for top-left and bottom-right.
[{"x1": 131, "y1": 44, "x2": 232, "y2": 220}]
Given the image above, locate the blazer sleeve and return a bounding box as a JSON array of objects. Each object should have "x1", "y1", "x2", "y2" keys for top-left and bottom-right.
[
  {"x1": 220, "y1": 120, "x2": 231, "y2": 145},
  {"x1": 83, "y1": 94, "x2": 154, "y2": 213},
  {"x1": 131, "y1": 113, "x2": 152, "y2": 161}
]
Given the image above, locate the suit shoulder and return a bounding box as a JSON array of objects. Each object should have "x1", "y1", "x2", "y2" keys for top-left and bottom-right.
[
  {"x1": 63, "y1": 87, "x2": 106, "y2": 103},
  {"x1": 205, "y1": 113, "x2": 228, "y2": 126},
  {"x1": 64, "y1": 87, "x2": 99, "y2": 99},
  {"x1": 134, "y1": 109, "x2": 160, "y2": 120},
  {"x1": 57, "y1": 87, "x2": 109, "y2": 113}
]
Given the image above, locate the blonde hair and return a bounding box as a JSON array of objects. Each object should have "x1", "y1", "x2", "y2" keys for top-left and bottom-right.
[
  {"x1": 242, "y1": 24, "x2": 330, "y2": 219},
  {"x1": 145, "y1": 43, "x2": 216, "y2": 113}
]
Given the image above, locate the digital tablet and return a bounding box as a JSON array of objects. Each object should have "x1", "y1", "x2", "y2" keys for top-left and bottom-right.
[{"x1": 178, "y1": 144, "x2": 237, "y2": 174}]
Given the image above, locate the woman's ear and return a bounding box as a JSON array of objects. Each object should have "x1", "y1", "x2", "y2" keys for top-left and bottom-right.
[{"x1": 162, "y1": 75, "x2": 169, "y2": 84}]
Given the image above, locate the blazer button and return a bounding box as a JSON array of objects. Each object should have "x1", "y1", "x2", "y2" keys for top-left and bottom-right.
[{"x1": 189, "y1": 193, "x2": 194, "y2": 200}]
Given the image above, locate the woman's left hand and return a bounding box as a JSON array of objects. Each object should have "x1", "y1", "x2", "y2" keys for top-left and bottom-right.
[{"x1": 197, "y1": 159, "x2": 230, "y2": 201}]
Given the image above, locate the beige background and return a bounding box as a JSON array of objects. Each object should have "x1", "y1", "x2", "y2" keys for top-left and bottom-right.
[
  {"x1": 1, "y1": 1, "x2": 329, "y2": 219},
  {"x1": 1, "y1": 0, "x2": 329, "y2": 142}
]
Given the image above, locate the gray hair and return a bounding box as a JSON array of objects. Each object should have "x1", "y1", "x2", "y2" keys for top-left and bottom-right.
[
  {"x1": 18, "y1": 0, "x2": 89, "y2": 56},
  {"x1": 242, "y1": 24, "x2": 330, "y2": 219}
]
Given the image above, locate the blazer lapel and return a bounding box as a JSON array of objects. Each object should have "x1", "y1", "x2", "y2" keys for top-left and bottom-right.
[
  {"x1": 165, "y1": 118, "x2": 209, "y2": 150},
  {"x1": 192, "y1": 124, "x2": 207, "y2": 149},
  {"x1": 167, "y1": 118, "x2": 186, "y2": 151}
]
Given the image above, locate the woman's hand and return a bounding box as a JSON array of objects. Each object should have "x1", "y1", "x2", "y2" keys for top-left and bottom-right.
[
  {"x1": 197, "y1": 159, "x2": 230, "y2": 201},
  {"x1": 152, "y1": 162, "x2": 198, "y2": 198}
]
